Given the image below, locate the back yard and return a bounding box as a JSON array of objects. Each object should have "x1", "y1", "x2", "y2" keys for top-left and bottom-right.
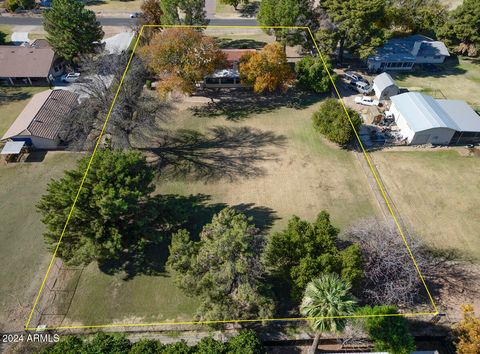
[
  {"x1": 57, "y1": 90, "x2": 381, "y2": 326},
  {"x1": 0, "y1": 152, "x2": 80, "y2": 332},
  {"x1": 372, "y1": 149, "x2": 480, "y2": 261}
]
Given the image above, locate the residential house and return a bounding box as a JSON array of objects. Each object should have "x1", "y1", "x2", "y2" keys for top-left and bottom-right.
[
  {"x1": 1, "y1": 89, "x2": 79, "y2": 149},
  {"x1": 367, "y1": 35, "x2": 450, "y2": 72},
  {"x1": 0, "y1": 39, "x2": 64, "y2": 86}
]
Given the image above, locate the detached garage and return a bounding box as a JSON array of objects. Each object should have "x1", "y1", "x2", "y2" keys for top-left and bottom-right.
[
  {"x1": 373, "y1": 72, "x2": 399, "y2": 100},
  {"x1": 390, "y1": 92, "x2": 480, "y2": 145}
]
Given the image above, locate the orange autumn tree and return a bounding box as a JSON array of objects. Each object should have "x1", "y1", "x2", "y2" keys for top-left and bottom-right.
[
  {"x1": 456, "y1": 304, "x2": 480, "y2": 354},
  {"x1": 139, "y1": 28, "x2": 227, "y2": 95},
  {"x1": 239, "y1": 42, "x2": 294, "y2": 93}
]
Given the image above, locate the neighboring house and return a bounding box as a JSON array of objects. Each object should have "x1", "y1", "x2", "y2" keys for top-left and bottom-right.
[
  {"x1": 222, "y1": 49, "x2": 257, "y2": 69},
  {"x1": 373, "y1": 72, "x2": 399, "y2": 100},
  {"x1": 0, "y1": 39, "x2": 64, "y2": 86},
  {"x1": 1, "y1": 89, "x2": 79, "y2": 149},
  {"x1": 368, "y1": 35, "x2": 450, "y2": 72},
  {"x1": 390, "y1": 92, "x2": 480, "y2": 145}
]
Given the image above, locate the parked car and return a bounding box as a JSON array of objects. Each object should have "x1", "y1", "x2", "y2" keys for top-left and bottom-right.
[
  {"x1": 61, "y1": 72, "x2": 80, "y2": 83},
  {"x1": 349, "y1": 80, "x2": 372, "y2": 94},
  {"x1": 129, "y1": 12, "x2": 141, "y2": 18},
  {"x1": 355, "y1": 96, "x2": 379, "y2": 106},
  {"x1": 345, "y1": 71, "x2": 369, "y2": 84}
]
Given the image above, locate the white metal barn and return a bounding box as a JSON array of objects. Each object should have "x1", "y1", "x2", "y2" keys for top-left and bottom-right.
[
  {"x1": 373, "y1": 73, "x2": 399, "y2": 100},
  {"x1": 390, "y1": 92, "x2": 480, "y2": 145}
]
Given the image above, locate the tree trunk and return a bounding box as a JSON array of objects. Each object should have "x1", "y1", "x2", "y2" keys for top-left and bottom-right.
[
  {"x1": 309, "y1": 332, "x2": 321, "y2": 354},
  {"x1": 337, "y1": 36, "x2": 345, "y2": 63}
]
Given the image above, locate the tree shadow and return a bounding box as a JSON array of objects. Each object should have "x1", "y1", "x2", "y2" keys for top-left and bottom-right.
[
  {"x1": 191, "y1": 89, "x2": 323, "y2": 121},
  {"x1": 98, "y1": 194, "x2": 279, "y2": 279},
  {"x1": 0, "y1": 88, "x2": 34, "y2": 107},
  {"x1": 239, "y1": 1, "x2": 260, "y2": 18},
  {"x1": 217, "y1": 37, "x2": 267, "y2": 49},
  {"x1": 138, "y1": 125, "x2": 287, "y2": 182}
]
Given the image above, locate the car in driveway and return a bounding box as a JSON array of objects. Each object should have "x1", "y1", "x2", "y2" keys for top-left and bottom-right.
[
  {"x1": 355, "y1": 96, "x2": 379, "y2": 106},
  {"x1": 61, "y1": 72, "x2": 80, "y2": 83},
  {"x1": 345, "y1": 71, "x2": 369, "y2": 84},
  {"x1": 348, "y1": 80, "x2": 372, "y2": 94}
]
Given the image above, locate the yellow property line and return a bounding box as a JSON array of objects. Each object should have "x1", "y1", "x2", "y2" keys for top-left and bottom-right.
[{"x1": 24, "y1": 24, "x2": 438, "y2": 332}]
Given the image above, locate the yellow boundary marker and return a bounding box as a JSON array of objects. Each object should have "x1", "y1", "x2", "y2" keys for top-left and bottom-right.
[{"x1": 24, "y1": 24, "x2": 438, "y2": 331}]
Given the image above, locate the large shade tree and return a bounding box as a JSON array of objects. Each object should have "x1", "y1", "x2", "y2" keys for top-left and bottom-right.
[
  {"x1": 159, "y1": 0, "x2": 208, "y2": 26},
  {"x1": 168, "y1": 208, "x2": 274, "y2": 321},
  {"x1": 239, "y1": 43, "x2": 294, "y2": 93},
  {"x1": 44, "y1": 0, "x2": 104, "y2": 61},
  {"x1": 264, "y1": 211, "x2": 364, "y2": 299},
  {"x1": 316, "y1": 0, "x2": 387, "y2": 61},
  {"x1": 37, "y1": 150, "x2": 157, "y2": 266},
  {"x1": 139, "y1": 28, "x2": 227, "y2": 95},
  {"x1": 300, "y1": 274, "x2": 357, "y2": 354},
  {"x1": 295, "y1": 55, "x2": 335, "y2": 93},
  {"x1": 438, "y1": 0, "x2": 480, "y2": 57}
]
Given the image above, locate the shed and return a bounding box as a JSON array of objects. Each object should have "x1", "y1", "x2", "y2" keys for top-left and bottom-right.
[
  {"x1": 373, "y1": 73, "x2": 399, "y2": 100},
  {"x1": 1, "y1": 89, "x2": 79, "y2": 149},
  {"x1": 390, "y1": 92, "x2": 480, "y2": 145}
]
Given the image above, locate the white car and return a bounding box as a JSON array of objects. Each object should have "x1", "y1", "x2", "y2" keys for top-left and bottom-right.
[
  {"x1": 355, "y1": 96, "x2": 379, "y2": 106},
  {"x1": 61, "y1": 72, "x2": 80, "y2": 83},
  {"x1": 129, "y1": 12, "x2": 141, "y2": 18}
]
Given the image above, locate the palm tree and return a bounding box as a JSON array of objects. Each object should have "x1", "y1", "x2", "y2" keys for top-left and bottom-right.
[{"x1": 300, "y1": 273, "x2": 357, "y2": 354}]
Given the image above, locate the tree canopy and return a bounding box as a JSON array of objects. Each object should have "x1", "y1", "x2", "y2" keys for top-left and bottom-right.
[
  {"x1": 438, "y1": 0, "x2": 480, "y2": 57},
  {"x1": 5, "y1": 0, "x2": 35, "y2": 12},
  {"x1": 239, "y1": 43, "x2": 294, "y2": 93},
  {"x1": 264, "y1": 211, "x2": 363, "y2": 299},
  {"x1": 44, "y1": 0, "x2": 104, "y2": 61},
  {"x1": 294, "y1": 55, "x2": 335, "y2": 93},
  {"x1": 220, "y1": 0, "x2": 249, "y2": 11},
  {"x1": 37, "y1": 149, "x2": 157, "y2": 266},
  {"x1": 316, "y1": 0, "x2": 387, "y2": 61},
  {"x1": 139, "y1": 28, "x2": 227, "y2": 95},
  {"x1": 159, "y1": 0, "x2": 208, "y2": 26},
  {"x1": 167, "y1": 208, "x2": 274, "y2": 321},
  {"x1": 455, "y1": 304, "x2": 480, "y2": 354},
  {"x1": 312, "y1": 98, "x2": 362, "y2": 145},
  {"x1": 257, "y1": 0, "x2": 313, "y2": 45},
  {"x1": 356, "y1": 306, "x2": 415, "y2": 354}
]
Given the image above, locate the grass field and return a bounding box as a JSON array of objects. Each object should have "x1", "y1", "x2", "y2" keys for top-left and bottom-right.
[
  {"x1": 372, "y1": 149, "x2": 480, "y2": 261},
  {"x1": 0, "y1": 152, "x2": 80, "y2": 332},
  {"x1": 59, "y1": 90, "x2": 380, "y2": 326},
  {"x1": 392, "y1": 57, "x2": 480, "y2": 110},
  {"x1": 0, "y1": 87, "x2": 47, "y2": 136}
]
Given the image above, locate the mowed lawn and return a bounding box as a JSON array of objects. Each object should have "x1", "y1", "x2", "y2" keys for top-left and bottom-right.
[
  {"x1": 372, "y1": 150, "x2": 480, "y2": 260},
  {"x1": 0, "y1": 152, "x2": 80, "y2": 332},
  {"x1": 61, "y1": 92, "x2": 381, "y2": 326},
  {"x1": 0, "y1": 87, "x2": 47, "y2": 136},
  {"x1": 392, "y1": 57, "x2": 480, "y2": 110}
]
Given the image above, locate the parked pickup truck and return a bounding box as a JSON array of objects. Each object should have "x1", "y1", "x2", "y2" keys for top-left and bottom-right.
[{"x1": 355, "y1": 96, "x2": 379, "y2": 106}]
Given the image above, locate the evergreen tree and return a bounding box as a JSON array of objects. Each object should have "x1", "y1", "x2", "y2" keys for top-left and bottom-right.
[
  {"x1": 295, "y1": 55, "x2": 335, "y2": 93},
  {"x1": 44, "y1": 0, "x2": 104, "y2": 61}
]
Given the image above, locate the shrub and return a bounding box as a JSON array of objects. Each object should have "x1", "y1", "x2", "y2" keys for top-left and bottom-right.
[
  {"x1": 312, "y1": 98, "x2": 362, "y2": 145},
  {"x1": 295, "y1": 55, "x2": 335, "y2": 93},
  {"x1": 5, "y1": 0, "x2": 35, "y2": 12}
]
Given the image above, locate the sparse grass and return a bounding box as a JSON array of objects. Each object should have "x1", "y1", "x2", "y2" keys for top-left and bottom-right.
[
  {"x1": 85, "y1": 0, "x2": 142, "y2": 12},
  {"x1": 392, "y1": 57, "x2": 480, "y2": 110},
  {"x1": 0, "y1": 152, "x2": 80, "y2": 332},
  {"x1": 0, "y1": 87, "x2": 47, "y2": 136},
  {"x1": 372, "y1": 149, "x2": 480, "y2": 261}
]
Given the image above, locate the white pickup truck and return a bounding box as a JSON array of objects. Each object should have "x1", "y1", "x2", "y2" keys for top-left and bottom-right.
[{"x1": 354, "y1": 96, "x2": 379, "y2": 106}]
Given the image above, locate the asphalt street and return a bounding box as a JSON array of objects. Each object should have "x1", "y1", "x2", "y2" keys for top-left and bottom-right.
[{"x1": 0, "y1": 16, "x2": 258, "y2": 27}]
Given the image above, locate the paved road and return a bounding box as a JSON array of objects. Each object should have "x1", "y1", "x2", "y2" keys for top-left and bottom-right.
[{"x1": 0, "y1": 16, "x2": 257, "y2": 27}]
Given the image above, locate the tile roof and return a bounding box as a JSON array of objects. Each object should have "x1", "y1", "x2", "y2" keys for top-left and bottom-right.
[{"x1": 1, "y1": 89, "x2": 79, "y2": 141}]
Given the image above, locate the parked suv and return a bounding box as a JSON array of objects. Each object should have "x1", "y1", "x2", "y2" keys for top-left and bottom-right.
[{"x1": 344, "y1": 71, "x2": 368, "y2": 84}]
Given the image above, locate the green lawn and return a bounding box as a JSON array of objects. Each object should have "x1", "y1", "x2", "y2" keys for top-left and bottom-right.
[
  {"x1": 392, "y1": 57, "x2": 480, "y2": 110},
  {"x1": 0, "y1": 87, "x2": 47, "y2": 137},
  {"x1": 0, "y1": 152, "x2": 80, "y2": 332},
  {"x1": 372, "y1": 149, "x2": 480, "y2": 261}
]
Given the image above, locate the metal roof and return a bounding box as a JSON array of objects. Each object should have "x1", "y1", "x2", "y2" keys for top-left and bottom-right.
[
  {"x1": 1, "y1": 89, "x2": 79, "y2": 141},
  {"x1": 1, "y1": 141, "x2": 25, "y2": 154},
  {"x1": 373, "y1": 72, "x2": 396, "y2": 91},
  {"x1": 437, "y1": 99, "x2": 480, "y2": 132},
  {"x1": 392, "y1": 92, "x2": 480, "y2": 133}
]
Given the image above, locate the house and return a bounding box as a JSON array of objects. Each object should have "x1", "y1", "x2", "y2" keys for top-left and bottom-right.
[
  {"x1": 1, "y1": 89, "x2": 79, "y2": 149},
  {"x1": 367, "y1": 35, "x2": 450, "y2": 72},
  {"x1": 390, "y1": 92, "x2": 480, "y2": 145},
  {"x1": 0, "y1": 40, "x2": 64, "y2": 86},
  {"x1": 373, "y1": 72, "x2": 399, "y2": 100}
]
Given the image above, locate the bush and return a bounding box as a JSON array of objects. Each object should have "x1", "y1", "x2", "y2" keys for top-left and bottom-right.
[
  {"x1": 295, "y1": 55, "x2": 335, "y2": 93},
  {"x1": 228, "y1": 330, "x2": 265, "y2": 354},
  {"x1": 146, "y1": 79, "x2": 153, "y2": 90},
  {"x1": 5, "y1": 0, "x2": 35, "y2": 12},
  {"x1": 312, "y1": 98, "x2": 362, "y2": 145}
]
